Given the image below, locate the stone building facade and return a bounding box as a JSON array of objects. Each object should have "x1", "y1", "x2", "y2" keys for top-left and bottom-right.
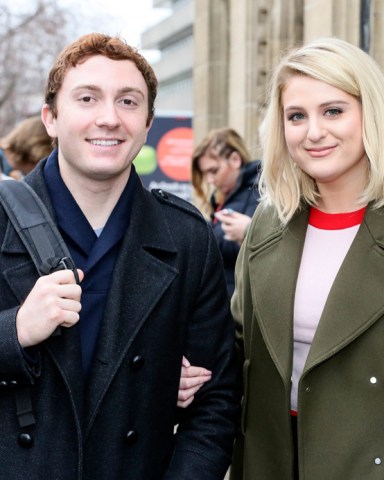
[{"x1": 193, "y1": 0, "x2": 384, "y2": 157}]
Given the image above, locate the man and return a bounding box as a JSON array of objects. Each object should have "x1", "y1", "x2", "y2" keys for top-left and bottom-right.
[{"x1": 0, "y1": 33, "x2": 240, "y2": 479}]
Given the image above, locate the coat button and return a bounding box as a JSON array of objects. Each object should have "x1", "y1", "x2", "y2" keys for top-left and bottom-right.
[
  {"x1": 0, "y1": 380, "x2": 8, "y2": 388},
  {"x1": 158, "y1": 189, "x2": 168, "y2": 199},
  {"x1": 125, "y1": 430, "x2": 138, "y2": 445},
  {"x1": 130, "y1": 355, "x2": 144, "y2": 370},
  {"x1": 375, "y1": 457, "x2": 382, "y2": 465},
  {"x1": 370, "y1": 377, "x2": 378, "y2": 384},
  {"x1": 18, "y1": 432, "x2": 33, "y2": 448}
]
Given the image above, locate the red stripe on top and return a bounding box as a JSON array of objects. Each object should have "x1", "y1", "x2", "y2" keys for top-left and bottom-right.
[{"x1": 309, "y1": 207, "x2": 366, "y2": 230}]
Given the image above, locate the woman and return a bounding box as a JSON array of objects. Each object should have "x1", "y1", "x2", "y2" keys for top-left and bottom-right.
[
  {"x1": 191, "y1": 127, "x2": 260, "y2": 295},
  {"x1": 180, "y1": 36, "x2": 384, "y2": 478},
  {"x1": 230, "y1": 37, "x2": 384, "y2": 479},
  {"x1": 0, "y1": 115, "x2": 52, "y2": 179}
]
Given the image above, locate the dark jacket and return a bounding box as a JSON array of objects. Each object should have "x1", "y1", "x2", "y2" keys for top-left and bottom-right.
[
  {"x1": 211, "y1": 161, "x2": 261, "y2": 296},
  {"x1": 0, "y1": 160, "x2": 240, "y2": 480},
  {"x1": 231, "y1": 203, "x2": 384, "y2": 479}
]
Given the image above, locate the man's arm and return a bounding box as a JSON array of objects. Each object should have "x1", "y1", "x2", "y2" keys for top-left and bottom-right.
[{"x1": 166, "y1": 226, "x2": 242, "y2": 480}]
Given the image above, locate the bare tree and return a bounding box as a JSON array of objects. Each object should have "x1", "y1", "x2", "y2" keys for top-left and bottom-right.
[{"x1": 0, "y1": 0, "x2": 76, "y2": 136}]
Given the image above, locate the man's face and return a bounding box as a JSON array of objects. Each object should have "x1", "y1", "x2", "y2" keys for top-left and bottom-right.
[{"x1": 42, "y1": 55, "x2": 152, "y2": 183}]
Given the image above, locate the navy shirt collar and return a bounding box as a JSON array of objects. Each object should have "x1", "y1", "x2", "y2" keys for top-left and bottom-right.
[{"x1": 43, "y1": 148, "x2": 137, "y2": 272}]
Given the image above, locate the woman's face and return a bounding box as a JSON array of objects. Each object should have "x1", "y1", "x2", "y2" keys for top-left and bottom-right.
[
  {"x1": 198, "y1": 151, "x2": 241, "y2": 196},
  {"x1": 282, "y1": 75, "x2": 367, "y2": 197}
]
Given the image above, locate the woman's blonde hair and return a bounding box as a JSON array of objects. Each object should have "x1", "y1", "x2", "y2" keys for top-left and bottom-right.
[
  {"x1": 259, "y1": 37, "x2": 384, "y2": 224},
  {"x1": 191, "y1": 127, "x2": 251, "y2": 215}
]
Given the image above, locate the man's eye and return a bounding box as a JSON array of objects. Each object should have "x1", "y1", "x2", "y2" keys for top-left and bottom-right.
[
  {"x1": 81, "y1": 96, "x2": 92, "y2": 103},
  {"x1": 122, "y1": 99, "x2": 136, "y2": 106}
]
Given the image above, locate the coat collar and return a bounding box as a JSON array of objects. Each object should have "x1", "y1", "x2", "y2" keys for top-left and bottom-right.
[
  {"x1": 247, "y1": 205, "x2": 384, "y2": 384},
  {"x1": 247, "y1": 207, "x2": 308, "y2": 385},
  {"x1": 84, "y1": 182, "x2": 178, "y2": 433}
]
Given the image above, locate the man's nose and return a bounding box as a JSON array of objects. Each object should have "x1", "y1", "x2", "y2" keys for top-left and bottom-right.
[{"x1": 95, "y1": 103, "x2": 122, "y2": 128}]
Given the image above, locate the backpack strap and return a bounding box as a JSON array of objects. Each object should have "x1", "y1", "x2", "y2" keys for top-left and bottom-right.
[
  {"x1": 0, "y1": 180, "x2": 78, "y2": 282},
  {"x1": 0, "y1": 180, "x2": 80, "y2": 430}
]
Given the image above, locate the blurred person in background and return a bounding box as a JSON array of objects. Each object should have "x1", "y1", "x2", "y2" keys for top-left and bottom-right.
[
  {"x1": 191, "y1": 127, "x2": 261, "y2": 295},
  {"x1": 0, "y1": 149, "x2": 12, "y2": 180},
  {"x1": 0, "y1": 115, "x2": 52, "y2": 180}
]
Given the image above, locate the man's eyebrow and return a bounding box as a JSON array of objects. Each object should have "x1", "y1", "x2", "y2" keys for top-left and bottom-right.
[
  {"x1": 72, "y1": 84, "x2": 145, "y2": 98},
  {"x1": 118, "y1": 87, "x2": 145, "y2": 98}
]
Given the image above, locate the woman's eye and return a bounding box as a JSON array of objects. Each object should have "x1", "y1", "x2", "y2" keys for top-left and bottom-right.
[
  {"x1": 288, "y1": 112, "x2": 305, "y2": 121},
  {"x1": 325, "y1": 108, "x2": 342, "y2": 117}
]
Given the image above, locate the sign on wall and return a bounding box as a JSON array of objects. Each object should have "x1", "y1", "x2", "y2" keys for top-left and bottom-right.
[{"x1": 133, "y1": 113, "x2": 193, "y2": 202}]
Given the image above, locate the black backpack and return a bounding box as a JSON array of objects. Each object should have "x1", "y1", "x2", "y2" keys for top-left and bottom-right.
[{"x1": 0, "y1": 179, "x2": 79, "y2": 429}]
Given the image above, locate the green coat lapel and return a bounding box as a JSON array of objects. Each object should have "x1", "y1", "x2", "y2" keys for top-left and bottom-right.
[
  {"x1": 248, "y1": 207, "x2": 309, "y2": 386},
  {"x1": 305, "y1": 206, "x2": 384, "y2": 371}
]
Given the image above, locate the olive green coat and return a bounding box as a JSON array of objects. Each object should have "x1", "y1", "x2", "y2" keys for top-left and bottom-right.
[{"x1": 230, "y1": 204, "x2": 384, "y2": 480}]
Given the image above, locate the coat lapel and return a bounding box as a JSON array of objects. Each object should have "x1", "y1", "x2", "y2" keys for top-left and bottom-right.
[
  {"x1": 84, "y1": 186, "x2": 179, "y2": 433},
  {"x1": 248, "y1": 209, "x2": 309, "y2": 386},
  {"x1": 305, "y1": 207, "x2": 384, "y2": 371}
]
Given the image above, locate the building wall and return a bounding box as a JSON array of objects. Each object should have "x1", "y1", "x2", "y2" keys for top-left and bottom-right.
[
  {"x1": 194, "y1": 0, "x2": 384, "y2": 156},
  {"x1": 141, "y1": 0, "x2": 194, "y2": 112}
]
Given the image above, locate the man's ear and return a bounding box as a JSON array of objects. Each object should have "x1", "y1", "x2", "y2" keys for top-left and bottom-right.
[
  {"x1": 41, "y1": 104, "x2": 57, "y2": 139},
  {"x1": 146, "y1": 114, "x2": 154, "y2": 131},
  {"x1": 228, "y1": 151, "x2": 242, "y2": 169}
]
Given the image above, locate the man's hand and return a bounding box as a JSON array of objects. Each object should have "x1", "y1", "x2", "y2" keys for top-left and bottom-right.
[
  {"x1": 178, "y1": 356, "x2": 212, "y2": 408},
  {"x1": 16, "y1": 269, "x2": 84, "y2": 347}
]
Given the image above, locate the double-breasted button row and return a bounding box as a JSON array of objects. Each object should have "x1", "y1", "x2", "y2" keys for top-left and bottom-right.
[
  {"x1": 125, "y1": 357, "x2": 143, "y2": 446},
  {"x1": 0, "y1": 380, "x2": 18, "y2": 388}
]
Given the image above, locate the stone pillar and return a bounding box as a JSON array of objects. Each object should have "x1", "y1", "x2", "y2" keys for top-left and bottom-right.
[
  {"x1": 372, "y1": 0, "x2": 384, "y2": 66},
  {"x1": 193, "y1": 0, "x2": 230, "y2": 144},
  {"x1": 303, "y1": 0, "x2": 359, "y2": 44},
  {"x1": 227, "y1": 0, "x2": 276, "y2": 157}
]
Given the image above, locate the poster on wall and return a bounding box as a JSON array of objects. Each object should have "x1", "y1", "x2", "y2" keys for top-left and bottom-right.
[{"x1": 133, "y1": 112, "x2": 193, "y2": 203}]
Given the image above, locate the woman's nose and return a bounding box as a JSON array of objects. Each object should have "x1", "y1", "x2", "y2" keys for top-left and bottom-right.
[
  {"x1": 306, "y1": 118, "x2": 326, "y2": 142},
  {"x1": 205, "y1": 172, "x2": 216, "y2": 185}
]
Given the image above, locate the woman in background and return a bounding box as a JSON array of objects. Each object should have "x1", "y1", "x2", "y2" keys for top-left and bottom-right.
[
  {"x1": 191, "y1": 127, "x2": 260, "y2": 295},
  {"x1": 0, "y1": 115, "x2": 52, "y2": 179}
]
